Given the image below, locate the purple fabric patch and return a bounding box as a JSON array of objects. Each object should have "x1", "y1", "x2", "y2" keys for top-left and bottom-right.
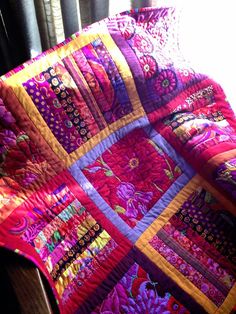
[
  {"x1": 214, "y1": 158, "x2": 236, "y2": 200},
  {"x1": 23, "y1": 74, "x2": 80, "y2": 153}
]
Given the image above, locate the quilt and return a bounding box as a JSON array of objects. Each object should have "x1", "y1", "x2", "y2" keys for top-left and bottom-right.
[{"x1": 0, "y1": 7, "x2": 236, "y2": 314}]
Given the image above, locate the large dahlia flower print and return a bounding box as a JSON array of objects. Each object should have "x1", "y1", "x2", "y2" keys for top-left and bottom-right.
[
  {"x1": 155, "y1": 69, "x2": 177, "y2": 96},
  {"x1": 122, "y1": 288, "x2": 170, "y2": 314},
  {"x1": 139, "y1": 55, "x2": 158, "y2": 79},
  {"x1": 133, "y1": 34, "x2": 154, "y2": 53},
  {"x1": 118, "y1": 19, "x2": 135, "y2": 40}
]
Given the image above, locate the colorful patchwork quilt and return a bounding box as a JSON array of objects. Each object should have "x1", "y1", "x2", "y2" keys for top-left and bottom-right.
[{"x1": 0, "y1": 7, "x2": 236, "y2": 314}]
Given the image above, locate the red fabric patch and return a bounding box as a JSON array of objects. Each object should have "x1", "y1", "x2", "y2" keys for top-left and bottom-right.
[{"x1": 83, "y1": 128, "x2": 181, "y2": 227}]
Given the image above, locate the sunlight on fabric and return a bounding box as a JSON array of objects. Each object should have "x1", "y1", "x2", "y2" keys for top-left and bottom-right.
[
  {"x1": 142, "y1": 0, "x2": 236, "y2": 111},
  {"x1": 178, "y1": 0, "x2": 236, "y2": 111},
  {"x1": 109, "y1": 1, "x2": 131, "y2": 15},
  {"x1": 108, "y1": 0, "x2": 236, "y2": 112}
]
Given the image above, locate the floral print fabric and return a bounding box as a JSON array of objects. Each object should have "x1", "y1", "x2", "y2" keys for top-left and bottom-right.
[
  {"x1": 93, "y1": 263, "x2": 189, "y2": 314},
  {"x1": 83, "y1": 128, "x2": 182, "y2": 228}
]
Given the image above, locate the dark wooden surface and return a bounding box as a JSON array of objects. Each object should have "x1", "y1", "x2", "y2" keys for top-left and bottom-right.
[{"x1": 0, "y1": 248, "x2": 59, "y2": 314}]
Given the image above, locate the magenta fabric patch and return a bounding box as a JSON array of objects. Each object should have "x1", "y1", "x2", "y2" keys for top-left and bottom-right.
[{"x1": 83, "y1": 128, "x2": 182, "y2": 227}]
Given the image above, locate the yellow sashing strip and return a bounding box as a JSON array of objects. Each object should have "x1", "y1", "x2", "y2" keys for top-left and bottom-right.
[
  {"x1": 206, "y1": 148, "x2": 236, "y2": 168},
  {"x1": 7, "y1": 85, "x2": 69, "y2": 162},
  {"x1": 136, "y1": 175, "x2": 200, "y2": 242},
  {"x1": 215, "y1": 284, "x2": 236, "y2": 314},
  {"x1": 67, "y1": 110, "x2": 144, "y2": 166}
]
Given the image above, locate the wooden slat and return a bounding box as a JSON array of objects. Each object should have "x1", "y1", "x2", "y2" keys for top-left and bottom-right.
[{"x1": 0, "y1": 248, "x2": 59, "y2": 314}]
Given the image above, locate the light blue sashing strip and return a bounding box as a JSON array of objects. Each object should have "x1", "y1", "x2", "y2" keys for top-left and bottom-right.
[
  {"x1": 70, "y1": 119, "x2": 196, "y2": 243},
  {"x1": 132, "y1": 126, "x2": 196, "y2": 241},
  {"x1": 73, "y1": 116, "x2": 150, "y2": 170},
  {"x1": 69, "y1": 167, "x2": 195, "y2": 244},
  {"x1": 132, "y1": 173, "x2": 194, "y2": 242},
  {"x1": 69, "y1": 165, "x2": 139, "y2": 242}
]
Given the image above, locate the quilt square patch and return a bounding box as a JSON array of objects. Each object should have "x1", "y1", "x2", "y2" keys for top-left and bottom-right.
[
  {"x1": 82, "y1": 128, "x2": 182, "y2": 228},
  {"x1": 0, "y1": 170, "x2": 131, "y2": 313},
  {"x1": 135, "y1": 175, "x2": 236, "y2": 313},
  {"x1": 22, "y1": 38, "x2": 134, "y2": 155},
  {"x1": 107, "y1": 11, "x2": 203, "y2": 115}
]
